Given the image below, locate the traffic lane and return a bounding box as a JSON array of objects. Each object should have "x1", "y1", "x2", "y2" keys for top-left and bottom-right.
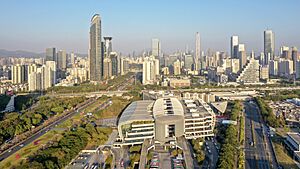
[
  {"x1": 0, "y1": 99, "x2": 107, "y2": 160},
  {"x1": 244, "y1": 102, "x2": 270, "y2": 169}
]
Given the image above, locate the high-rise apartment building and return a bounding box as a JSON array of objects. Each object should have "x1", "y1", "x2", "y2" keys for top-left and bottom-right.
[
  {"x1": 142, "y1": 56, "x2": 159, "y2": 85},
  {"x1": 173, "y1": 59, "x2": 181, "y2": 75},
  {"x1": 264, "y1": 30, "x2": 275, "y2": 59},
  {"x1": 11, "y1": 64, "x2": 25, "y2": 84},
  {"x1": 45, "y1": 61, "x2": 56, "y2": 89},
  {"x1": 269, "y1": 60, "x2": 278, "y2": 76},
  {"x1": 89, "y1": 14, "x2": 103, "y2": 82}
]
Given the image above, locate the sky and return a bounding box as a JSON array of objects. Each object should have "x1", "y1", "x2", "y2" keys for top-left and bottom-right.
[{"x1": 0, "y1": 0, "x2": 299, "y2": 55}]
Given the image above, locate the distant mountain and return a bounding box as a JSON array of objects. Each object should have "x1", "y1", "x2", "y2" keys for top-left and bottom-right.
[
  {"x1": 0, "y1": 49, "x2": 87, "y2": 58},
  {"x1": 0, "y1": 49, "x2": 41, "y2": 58}
]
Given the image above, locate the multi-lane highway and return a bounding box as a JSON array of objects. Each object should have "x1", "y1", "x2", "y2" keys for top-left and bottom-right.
[
  {"x1": 0, "y1": 98, "x2": 110, "y2": 162},
  {"x1": 244, "y1": 101, "x2": 278, "y2": 169}
]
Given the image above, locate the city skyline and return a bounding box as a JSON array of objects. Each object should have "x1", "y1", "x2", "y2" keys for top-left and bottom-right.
[{"x1": 0, "y1": 0, "x2": 300, "y2": 55}]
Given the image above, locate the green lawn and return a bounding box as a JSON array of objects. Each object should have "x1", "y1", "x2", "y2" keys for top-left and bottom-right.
[
  {"x1": 0, "y1": 130, "x2": 64, "y2": 168},
  {"x1": 273, "y1": 137, "x2": 298, "y2": 169}
]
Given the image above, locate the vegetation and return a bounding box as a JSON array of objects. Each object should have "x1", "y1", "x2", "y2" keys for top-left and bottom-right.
[
  {"x1": 272, "y1": 136, "x2": 298, "y2": 169},
  {"x1": 14, "y1": 124, "x2": 112, "y2": 169},
  {"x1": 128, "y1": 145, "x2": 141, "y2": 169},
  {"x1": 191, "y1": 138, "x2": 205, "y2": 165},
  {"x1": 218, "y1": 124, "x2": 238, "y2": 169},
  {"x1": 47, "y1": 73, "x2": 133, "y2": 93},
  {"x1": 105, "y1": 154, "x2": 113, "y2": 169},
  {"x1": 0, "y1": 96, "x2": 86, "y2": 146},
  {"x1": 14, "y1": 95, "x2": 36, "y2": 111},
  {"x1": 0, "y1": 94, "x2": 10, "y2": 111},
  {"x1": 255, "y1": 97, "x2": 285, "y2": 128},
  {"x1": 95, "y1": 97, "x2": 130, "y2": 119},
  {"x1": 264, "y1": 90, "x2": 300, "y2": 101},
  {"x1": 218, "y1": 101, "x2": 244, "y2": 169}
]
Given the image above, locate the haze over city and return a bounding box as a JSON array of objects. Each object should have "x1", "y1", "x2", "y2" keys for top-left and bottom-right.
[
  {"x1": 1, "y1": 0, "x2": 300, "y2": 54},
  {"x1": 1, "y1": 1, "x2": 300, "y2": 169}
]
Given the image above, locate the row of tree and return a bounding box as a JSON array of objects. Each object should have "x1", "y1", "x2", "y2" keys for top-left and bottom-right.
[
  {"x1": 15, "y1": 124, "x2": 112, "y2": 169},
  {"x1": 218, "y1": 101, "x2": 243, "y2": 169},
  {"x1": 0, "y1": 96, "x2": 86, "y2": 146},
  {"x1": 255, "y1": 97, "x2": 284, "y2": 128}
]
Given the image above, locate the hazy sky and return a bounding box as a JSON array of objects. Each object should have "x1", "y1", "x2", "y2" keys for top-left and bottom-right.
[{"x1": 0, "y1": 0, "x2": 299, "y2": 55}]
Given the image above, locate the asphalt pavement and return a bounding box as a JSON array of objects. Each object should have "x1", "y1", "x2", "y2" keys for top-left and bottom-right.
[{"x1": 244, "y1": 101, "x2": 278, "y2": 169}]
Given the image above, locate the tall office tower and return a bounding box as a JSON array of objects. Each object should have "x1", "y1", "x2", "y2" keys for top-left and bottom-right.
[
  {"x1": 280, "y1": 46, "x2": 291, "y2": 59},
  {"x1": 57, "y1": 50, "x2": 67, "y2": 70},
  {"x1": 296, "y1": 61, "x2": 300, "y2": 79},
  {"x1": 70, "y1": 52, "x2": 76, "y2": 67},
  {"x1": 278, "y1": 59, "x2": 293, "y2": 77},
  {"x1": 292, "y1": 47, "x2": 298, "y2": 72},
  {"x1": 236, "y1": 58, "x2": 259, "y2": 84},
  {"x1": 104, "y1": 37, "x2": 112, "y2": 58},
  {"x1": 89, "y1": 14, "x2": 103, "y2": 82},
  {"x1": 173, "y1": 59, "x2": 181, "y2": 75},
  {"x1": 45, "y1": 61, "x2": 56, "y2": 89},
  {"x1": 264, "y1": 30, "x2": 275, "y2": 60},
  {"x1": 46, "y1": 48, "x2": 56, "y2": 62},
  {"x1": 184, "y1": 54, "x2": 193, "y2": 70},
  {"x1": 11, "y1": 64, "x2": 25, "y2": 84},
  {"x1": 110, "y1": 52, "x2": 118, "y2": 76},
  {"x1": 269, "y1": 60, "x2": 278, "y2": 76},
  {"x1": 237, "y1": 44, "x2": 247, "y2": 70},
  {"x1": 152, "y1": 38, "x2": 161, "y2": 58},
  {"x1": 231, "y1": 36, "x2": 239, "y2": 58},
  {"x1": 142, "y1": 56, "x2": 159, "y2": 85},
  {"x1": 195, "y1": 32, "x2": 201, "y2": 70},
  {"x1": 259, "y1": 53, "x2": 265, "y2": 65},
  {"x1": 103, "y1": 58, "x2": 112, "y2": 79},
  {"x1": 120, "y1": 58, "x2": 130, "y2": 75}
]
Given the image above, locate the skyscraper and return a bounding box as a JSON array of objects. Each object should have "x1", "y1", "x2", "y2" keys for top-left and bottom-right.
[
  {"x1": 231, "y1": 36, "x2": 239, "y2": 58},
  {"x1": 104, "y1": 37, "x2": 112, "y2": 58},
  {"x1": 57, "y1": 50, "x2": 67, "y2": 70},
  {"x1": 89, "y1": 14, "x2": 103, "y2": 82},
  {"x1": 195, "y1": 32, "x2": 201, "y2": 70},
  {"x1": 142, "y1": 56, "x2": 159, "y2": 85},
  {"x1": 237, "y1": 44, "x2": 247, "y2": 71},
  {"x1": 11, "y1": 64, "x2": 25, "y2": 84},
  {"x1": 292, "y1": 47, "x2": 298, "y2": 72},
  {"x1": 45, "y1": 61, "x2": 56, "y2": 89},
  {"x1": 152, "y1": 38, "x2": 161, "y2": 58},
  {"x1": 46, "y1": 48, "x2": 56, "y2": 62},
  {"x1": 264, "y1": 30, "x2": 275, "y2": 59}
]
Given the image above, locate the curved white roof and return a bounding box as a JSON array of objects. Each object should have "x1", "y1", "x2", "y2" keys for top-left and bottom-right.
[
  {"x1": 153, "y1": 98, "x2": 184, "y2": 119},
  {"x1": 118, "y1": 100, "x2": 154, "y2": 126}
]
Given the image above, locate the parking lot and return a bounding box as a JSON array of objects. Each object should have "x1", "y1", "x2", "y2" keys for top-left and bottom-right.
[{"x1": 67, "y1": 152, "x2": 99, "y2": 169}]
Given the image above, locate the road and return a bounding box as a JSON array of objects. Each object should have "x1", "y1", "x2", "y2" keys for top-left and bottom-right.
[
  {"x1": 37, "y1": 86, "x2": 300, "y2": 98},
  {"x1": 244, "y1": 101, "x2": 278, "y2": 169},
  {"x1": 202, "y1": 139, "x2": 219, "y2": 169},
  {"x1": 0, "y1": 98, "x2": 109, "y2": 161}
]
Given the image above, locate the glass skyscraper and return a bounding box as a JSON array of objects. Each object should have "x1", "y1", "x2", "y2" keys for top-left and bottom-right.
[
  {"x1": 89, "y1": 14, "x2": 103, "y2": 81},
  {"x1": 264, "y1": 30, "x2": 275, "y2": 60}
]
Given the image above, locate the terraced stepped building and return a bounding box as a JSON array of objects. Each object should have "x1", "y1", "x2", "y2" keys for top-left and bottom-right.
[{"x1": 115, "y1": 97, "x2": 215, "y2": 146}]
